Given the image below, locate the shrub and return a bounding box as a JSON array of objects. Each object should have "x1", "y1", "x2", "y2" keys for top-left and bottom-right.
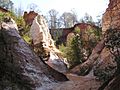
[
  {"x1": 59, "y1": 25, "x2": 102, "y2": 69},
  {"x1": 0, "y1": 12, "x2": 31, "y2": 44},
  {"x1": 66, "y1": 34, "x2": 84, "y2": 68},
  {"x1": 59, "y1": 33, "x2": 84, "y2": 69}
]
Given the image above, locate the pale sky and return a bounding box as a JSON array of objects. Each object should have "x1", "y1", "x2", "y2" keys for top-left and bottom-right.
[{"x1": 11, "y1": 0, "x2": 109, "y2": 21}]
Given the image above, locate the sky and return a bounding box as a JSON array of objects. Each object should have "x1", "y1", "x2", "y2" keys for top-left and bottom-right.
[{"x1": 11, "y1": 0, "x2": 109, "y2": 21}]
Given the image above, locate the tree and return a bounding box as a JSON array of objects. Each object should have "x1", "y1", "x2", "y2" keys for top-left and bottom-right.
[
  {"x1": 48, "y1": 9, "x2": 59, "y2": 29},
  {"x1": 60, "y1": 11, "x2": 78, "y2": 28},
  {"x1": 27, "y1": 3, "x2": 41, "y2": 13},
  {"x1": 65, "y1": 33, "x2": 83, "y2": 68},
  {"x1": 16, "y1": 3, "x2": 24, "y2": 16},
  {"x1": 27, "y1": 3, "x2": 38, "y2": 11},
  {"x1": 63, "y1": 28, "x2": 83, "y2": 68},
  {"x1": 84, "y1": 27, "x2": 101, "y2": 57},
  {"x1": 0, "y1": 0, "x2": 14, "y2": 10},
  {"x1": 47, "y1": 9, "x2": 61, "y2": 40},
  {"x1": 81, "y1": 13, "x2": 94, "y2": 24},
  {"x1": 95, "y1": 15, "x2": 102, "y2": 27}
]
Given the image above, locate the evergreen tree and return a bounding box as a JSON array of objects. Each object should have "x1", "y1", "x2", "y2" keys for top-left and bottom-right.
[{"x1": 65, "y1": 34, "x2": 83, "y2": 68}]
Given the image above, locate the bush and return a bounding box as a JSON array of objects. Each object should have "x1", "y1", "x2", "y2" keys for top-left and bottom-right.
[
  {"x1": 66, "y1": 34, "x2": 84, "y2": 68},
  {"x1": 0, "y1": 12, "x2": 31, "y2": 44},
  {"x1": 59, "y1": 27, "x2": 102, "y2": 69},
  {"x1": 59, "y1": 44, "x2": 67, "y2": 54},
  {"x1": 59, "y1": 34, "x2": 84, "y2": 69}
]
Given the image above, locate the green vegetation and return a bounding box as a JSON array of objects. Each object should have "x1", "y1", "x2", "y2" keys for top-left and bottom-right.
[
  {"x1": 0, "y1": 12, "x2": 12, "y2": 22},
  {"x1": 59, "y1": 44, "x2": 67, "y2": 53},
  {"x1": 22, "y1": 34, "x2": 31, "y2": 44},
  {"x1": 0, "y1": 12, "x2": 31, "y2": 44},
  {"x1": 0, "y1": 8, "x2": 102, "y2": 69},
  {"x1": 74, "y1": 26, "x2": 81, "y2": 34},
  {"x1": 59, "y1": 36, "x2": 84, "y2": 68},
  {"x1": 59, "y1": 29, "x2": 84, "y2": 68},
  {"x1": 83, "y1": 27, "x2": 102, "y2": 56},
  {"x1": 59, "y1": 26, "x2": 102, "y2": 69},
  {"x1": 65, "y1": 34, "x2": 83, "y2": 68}
]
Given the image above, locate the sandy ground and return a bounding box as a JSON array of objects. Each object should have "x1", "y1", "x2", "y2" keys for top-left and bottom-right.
[{"x1": 52, "y1": 74, "x2": 102, "y2": 90}]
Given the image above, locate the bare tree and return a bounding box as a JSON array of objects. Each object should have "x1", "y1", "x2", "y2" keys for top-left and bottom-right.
[
  {"x1": 27, "y1": 3, "x2": 38, "y2": 11},
  {"x1": 0, "y1": 0, "x2": 14, "y2": 10},
  {"x1": 17, "y1": 3, "x2": 24, "y2": 16},
  {"x1": 95, "y1": 15, "x2": 102, "y2": 27},
  {"x1": 60, "y1": 11, "x2": 78, "y2": 28},
  {"x1": 82, "y1": 13, "x2": 94, "y2": 24},
  {"x1": 48, "y1": 9, "x2": 59, "y2": 29}
]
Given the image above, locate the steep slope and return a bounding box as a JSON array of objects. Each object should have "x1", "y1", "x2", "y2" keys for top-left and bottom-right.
[
  {"x1": 102, "y1": 0, "x2": 120, "y2": 33},
  {"x1": 30, "y1": 15, "x2": 68, "y2": 73},
  {"x1": 70, "y1": 0, "x2": 117, "y2": 81},
  {"x1": 0, "y1": 18, "x2": 68, "y2": 90}
]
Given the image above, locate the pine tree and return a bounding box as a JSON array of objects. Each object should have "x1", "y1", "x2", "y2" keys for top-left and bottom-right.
[{"x1": 65, "y1": 34, "x2": 83, "y2": 68}]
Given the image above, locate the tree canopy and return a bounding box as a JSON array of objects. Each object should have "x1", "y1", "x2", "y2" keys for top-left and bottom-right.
[{"x1": 0, "y1": 0, "x2": 14, "y2": 10}]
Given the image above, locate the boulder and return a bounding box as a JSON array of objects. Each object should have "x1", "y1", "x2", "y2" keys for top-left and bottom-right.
[
  {"x1": 0, "y1": 18, "x2": 68, "y2": 90},
  {"x1": 45, "y1": 51, "x2": 67, "y2": 73},
  {"x1": 30, "y1": 15, "x2": 68, "y2": 73}
]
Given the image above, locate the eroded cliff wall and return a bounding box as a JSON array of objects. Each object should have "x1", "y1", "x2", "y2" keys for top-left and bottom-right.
[
  {"x1": 102, "y1": 0, "x2": 120, "y2": 33},
  {"x1": 0, "y1": 18, "x2": 68, "y2": 90}
]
